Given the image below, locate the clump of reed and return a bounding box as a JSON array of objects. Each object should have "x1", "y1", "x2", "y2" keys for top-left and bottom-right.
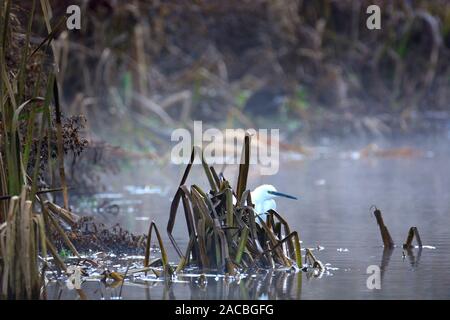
[
  {"x1": 0, "y1": 188, "x2": 45, "y2": 299},
  {"x1": 0, "y1": 0, "x2": 83, "y2": 299},
  {"x1": 0, "y1": 186, "x2": 83, "y2": 299},
  {"x1": 145, "y1": 133, "x2": 303, "y2": 275}
]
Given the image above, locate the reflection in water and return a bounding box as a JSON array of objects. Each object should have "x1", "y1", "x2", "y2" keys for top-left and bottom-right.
[
  {"x1": 404, "y1": 247, "x2": 422, "y2": 268},
  {"x1": 380, "y1": 248, "x2": 394, "y2": 281},
  {"x1": 182, "y1": 271, "x2": 302, "y2": 300},
  {"x1": 48, "y1": 271, "x2": 304, "y2": 300}
]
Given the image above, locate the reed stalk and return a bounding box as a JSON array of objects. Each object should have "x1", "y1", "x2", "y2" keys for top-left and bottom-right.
[{"x1": 0, "y1": 0, "x2": 75, "y2": 299}]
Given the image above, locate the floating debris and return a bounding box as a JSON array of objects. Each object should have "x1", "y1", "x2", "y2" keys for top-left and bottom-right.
[
  {"x1": 135, "y1": 217, "x2": 150, "y2": 221},
  {"x1": 324, "y1": 263, "x2": 339, "y2": 271},
  {"x1": 314, "y1": 179, "x2": 326, "y2": 186},
  {"x1": 360, "y1": 144, "x2": 423, "y2": 159},
  {"x1": 124, "y1": 185, "x2": 169, "y2": 196}
]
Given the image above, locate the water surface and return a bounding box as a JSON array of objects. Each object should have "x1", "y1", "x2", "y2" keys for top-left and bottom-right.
[{"x1": 51, "y1": 137, "x2": 450, "y2": 299}]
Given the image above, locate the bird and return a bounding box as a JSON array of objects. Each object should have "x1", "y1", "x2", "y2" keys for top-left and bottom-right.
[{"x1": 250, "y1": 184, "x2": 298, "y2": 222}]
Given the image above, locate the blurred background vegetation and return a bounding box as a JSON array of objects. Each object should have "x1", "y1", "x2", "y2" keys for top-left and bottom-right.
[{"x1": 5, "y1": 0, "x2": 450, "y2": 190}]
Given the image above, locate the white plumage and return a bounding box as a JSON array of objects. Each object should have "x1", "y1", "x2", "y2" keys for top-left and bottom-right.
[{"x1": 250, "y1": 184, "x2": 297, "y2": 222}]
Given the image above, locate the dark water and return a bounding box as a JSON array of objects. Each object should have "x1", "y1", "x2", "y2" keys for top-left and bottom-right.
[{"x1": 49, "y1": 137, "x2": 450, "y2": 299}]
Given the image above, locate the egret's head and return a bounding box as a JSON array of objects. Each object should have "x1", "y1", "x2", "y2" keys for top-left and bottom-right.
[{"x1": 251, "y1": 184, "x2": 297, "y2": 203}]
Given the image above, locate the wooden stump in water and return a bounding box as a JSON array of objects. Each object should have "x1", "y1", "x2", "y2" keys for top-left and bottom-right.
[
  {"x1": 373, "y1": 208, "x2": 395, "y2": 249},
  {"x1": 403, "y1": 227, "x2": 423, "y2": 249}
]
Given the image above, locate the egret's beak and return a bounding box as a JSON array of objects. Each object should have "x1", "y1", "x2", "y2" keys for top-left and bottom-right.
[{"x1": 268, "y1": 191, "x2": 298, "y2": 200}]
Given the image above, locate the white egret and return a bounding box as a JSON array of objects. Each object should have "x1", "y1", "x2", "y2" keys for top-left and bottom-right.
[{"x1": 250, "y1": 184, "x2": 298, "y2": 222}]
